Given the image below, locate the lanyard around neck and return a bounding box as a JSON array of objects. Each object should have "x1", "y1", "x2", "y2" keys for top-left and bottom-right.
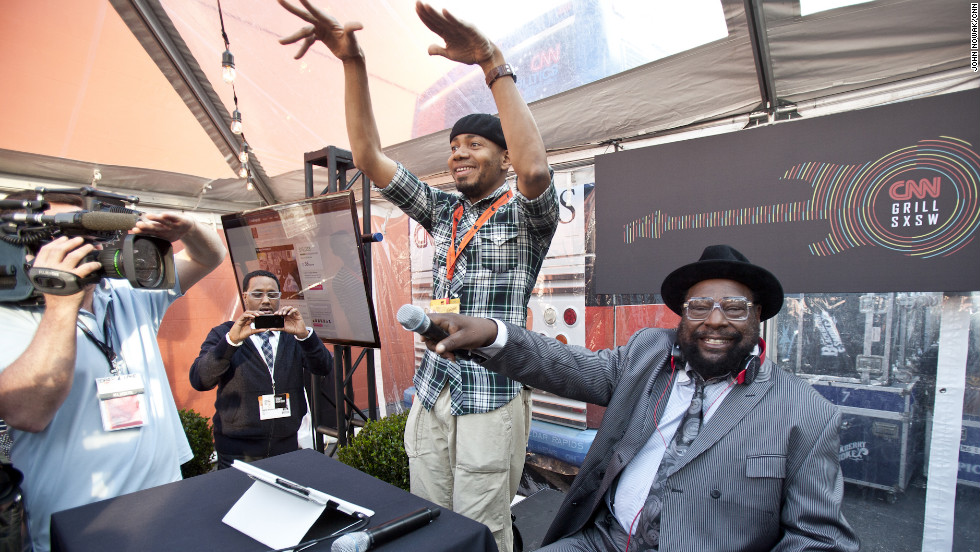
[
  {"x1": 445, "y1": 190, "x2": 513, "y2": 286},
  {"x1": 258, "y1": 332, "x2": 277, "y2": 393},
  {"x1": 77, "y1": 301, "x2": 125, "y2": 375}
]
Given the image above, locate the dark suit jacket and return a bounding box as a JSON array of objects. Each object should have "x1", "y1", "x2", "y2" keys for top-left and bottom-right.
[
  {"x1": 189, "y1": 322, "x2": 332, "y2": 446},
  {"x1": 487, "y1": 323, "x2": 859, "y2": 551}
]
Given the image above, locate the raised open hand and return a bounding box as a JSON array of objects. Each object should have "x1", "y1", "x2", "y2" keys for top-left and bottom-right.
[
  {"x1": 415, "y1": 2, "x2": 499, "y2": 67},
  {"x1": 278, "y1": 0, "x2": 364, "y2": 61}
]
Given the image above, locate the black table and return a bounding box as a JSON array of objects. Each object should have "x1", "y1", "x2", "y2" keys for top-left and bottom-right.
[{"x1": 51, "y1": 449, "x2": 497, "y2": 552}]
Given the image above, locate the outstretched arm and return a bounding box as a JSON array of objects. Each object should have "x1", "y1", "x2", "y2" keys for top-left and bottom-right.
[
  {"x1": 279, "y1": 0, "x2": 397, "y2": 187},
  {"x1": 422, "y1": 312, "x2": 498, "y2": 363},
  {"x1": 416, "y1": 2, "x2": 551, "y2": 198},
  {"x1": 422, "y1": 312, "x2": 624, "y2": 405}
]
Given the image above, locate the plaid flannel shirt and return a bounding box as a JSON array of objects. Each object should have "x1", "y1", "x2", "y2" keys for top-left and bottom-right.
[{"x1": 380, "y1": 163, "x2": 559, "y2": 414}]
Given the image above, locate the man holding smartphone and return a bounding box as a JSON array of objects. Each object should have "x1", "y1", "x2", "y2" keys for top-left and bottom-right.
[{"x1": 190, "y1": 270, "x2": 332, "y2": 468}]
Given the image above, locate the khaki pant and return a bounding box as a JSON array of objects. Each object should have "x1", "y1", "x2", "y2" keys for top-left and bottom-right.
[{"x1": 405, "y1": 386, "x2": 531, "y2": 552}]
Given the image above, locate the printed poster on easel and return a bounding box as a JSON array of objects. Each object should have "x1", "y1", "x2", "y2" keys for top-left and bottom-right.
[{"x1": 222, "y1": 191, "x2": 380, "y2": 348}]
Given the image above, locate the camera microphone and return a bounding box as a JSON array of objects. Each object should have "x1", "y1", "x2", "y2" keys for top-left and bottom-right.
[
  {"x1": 331, "y1": 507, "x2": 440, "y2": 552},
  {"x1": 73, "y1": 212, "x2": 140, "y2": 232},
  {"x1": 2, "y1": 212, "x2": 139, "y2": 232},
  {"x1": 396, "y1": 304, "x2": 487, "y2": 361}
]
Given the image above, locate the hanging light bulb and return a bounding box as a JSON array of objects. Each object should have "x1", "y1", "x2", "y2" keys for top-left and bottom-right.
[
  {"x1": 221, "y1": 49, "x2": 236, "y2": 83},
  {"x1": 238, "y1": 164, "x2": 248, "y2": 178},
  {"x1": 230, "y1": 109, "x2": 242, "y2": 134},
  {"x1": 239, "y1": 142, "x2": 249, "y2": 164},
  {"x1": 246, "y1": 177, "x2": 254, "y2": 191}
]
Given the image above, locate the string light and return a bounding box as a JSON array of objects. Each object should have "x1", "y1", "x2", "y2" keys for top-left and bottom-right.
[
  {"x1": 221, "y1": 49, "x2": 236, "y2": 83},
  {"x1": 218, "y1": 0, "x2": 242, "y2": 135},
  {"x1": 218, "y1": 0, "x2": 260, "y2": 197},
  {"x1": 230, "y1": 109, "x2": 242, "y2": 134}
]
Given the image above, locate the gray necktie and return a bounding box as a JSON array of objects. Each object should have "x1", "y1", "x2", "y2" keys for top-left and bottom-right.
[
  {"x1": 259, "y1": 331, "x2": 274, "y2": 368},
  {"x1": 629, "y1": 373, "x2": 705, "y2": 551}
]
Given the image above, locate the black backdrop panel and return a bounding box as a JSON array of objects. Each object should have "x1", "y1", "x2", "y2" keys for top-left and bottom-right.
[{"x1": 595, "y1": 89, "x2": 980, "y2": 295}]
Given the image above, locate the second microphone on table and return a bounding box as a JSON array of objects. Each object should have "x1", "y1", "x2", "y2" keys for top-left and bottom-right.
[{"x1": 331, "y1": 507, "x2": 440, "y2": 552}]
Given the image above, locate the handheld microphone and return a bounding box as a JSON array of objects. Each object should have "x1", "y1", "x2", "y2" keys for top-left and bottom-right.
[
  {"x1": 396, "y1": 304, "x2": 487, "y2": 361},
  {"x1": 2, "y1": 211, "x2": 139, "y2": 232},
  {"x1": 397, "y1": 304, "x2": 451, "y2": 343},
  {"x1": 330, "y1": 507, "x2": 440, "y2": 552}
]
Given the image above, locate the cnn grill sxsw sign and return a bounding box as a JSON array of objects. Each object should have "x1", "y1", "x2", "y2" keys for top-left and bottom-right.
[
  {"x1": 889, "y1": 176, "x2": 941, "y2": 228},
  {"x1": 870, "y1": 140, "x2": 976, "y2": 258},
  {"x1": 595, "y1": 89, "x2": 980, "y2": 294}
]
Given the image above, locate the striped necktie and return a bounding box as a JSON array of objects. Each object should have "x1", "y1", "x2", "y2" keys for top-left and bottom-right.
[
  {"x1": 629, "y1": 373, "x2": 705, "y2": 551},
  {"x1": 259, "y1": 331, "x2": 274, "y2": 368}
]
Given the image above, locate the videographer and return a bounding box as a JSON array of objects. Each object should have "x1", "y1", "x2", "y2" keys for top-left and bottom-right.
[{"x1": 0, "y1": 191, "x2": 226, "y2": 552}]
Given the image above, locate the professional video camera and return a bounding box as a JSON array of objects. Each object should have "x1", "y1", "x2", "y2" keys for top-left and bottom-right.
[{"x1": 0, "y1": 186, "x2": 175, "y2": 305}]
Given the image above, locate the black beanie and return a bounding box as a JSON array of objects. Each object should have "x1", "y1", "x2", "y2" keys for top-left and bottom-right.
[{"x1": 450, "y1": 113, "x2": 507, "y2": 150}]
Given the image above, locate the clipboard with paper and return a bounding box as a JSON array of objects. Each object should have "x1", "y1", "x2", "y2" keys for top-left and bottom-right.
[{"x1": 222, "y1": 460, "x2": 374, "y2": 550}]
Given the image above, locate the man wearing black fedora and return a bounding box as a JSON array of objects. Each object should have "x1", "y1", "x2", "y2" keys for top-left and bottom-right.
[{"x1": 422, "y1": 245, "x2": 859, "y2": 551}]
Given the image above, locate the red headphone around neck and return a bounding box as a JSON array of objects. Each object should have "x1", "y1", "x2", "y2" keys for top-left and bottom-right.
[{"x1": 670, "y1": 342, "x2": 762, "y2": 385}]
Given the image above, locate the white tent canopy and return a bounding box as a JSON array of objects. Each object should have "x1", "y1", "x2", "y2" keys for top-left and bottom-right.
[{"x1": 0, "y1": 0, "x2": 975, "y2": 211}]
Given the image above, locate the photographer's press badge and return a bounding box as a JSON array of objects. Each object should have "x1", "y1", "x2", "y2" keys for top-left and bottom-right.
[
  {"x1": 95, "y1": 373, "x2": 147, "y2": 431},
  {"x1": 258, "y1": 393, "x2": 291, "y2": 420}
]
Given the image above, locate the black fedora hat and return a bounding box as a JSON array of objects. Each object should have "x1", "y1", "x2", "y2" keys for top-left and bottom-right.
[{"x1": 661, "y1": 245, "x2": 784, "y2": 321}]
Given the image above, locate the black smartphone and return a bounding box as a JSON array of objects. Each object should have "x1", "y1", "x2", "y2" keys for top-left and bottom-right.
[{"x1": 252, "y1": 314, "x2": 285, "y2": 329}]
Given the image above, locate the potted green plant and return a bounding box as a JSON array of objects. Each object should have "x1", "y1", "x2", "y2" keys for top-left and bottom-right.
[
  {"x1": 336, "y1": 412, "x2": 409, "y2": 491},
  {"x1": 179, "y1": 408, "x2": 215, "y2": 478}
]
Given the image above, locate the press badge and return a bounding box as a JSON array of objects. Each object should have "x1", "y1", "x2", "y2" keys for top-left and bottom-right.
[
  {"x1": 258, "y1": 393, "x2": 291, "y2": 420},
  {"x1": 95, "y1": 373, "x2": 147, "y2": 431},
  {"x1": 429, "y1": 298, "x2": 461, "y2": 314}
]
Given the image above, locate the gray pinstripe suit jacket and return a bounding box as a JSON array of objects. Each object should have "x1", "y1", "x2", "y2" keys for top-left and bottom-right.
[{"x1": 488, "y1": 323, "x2": 859, "y2": 551}]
